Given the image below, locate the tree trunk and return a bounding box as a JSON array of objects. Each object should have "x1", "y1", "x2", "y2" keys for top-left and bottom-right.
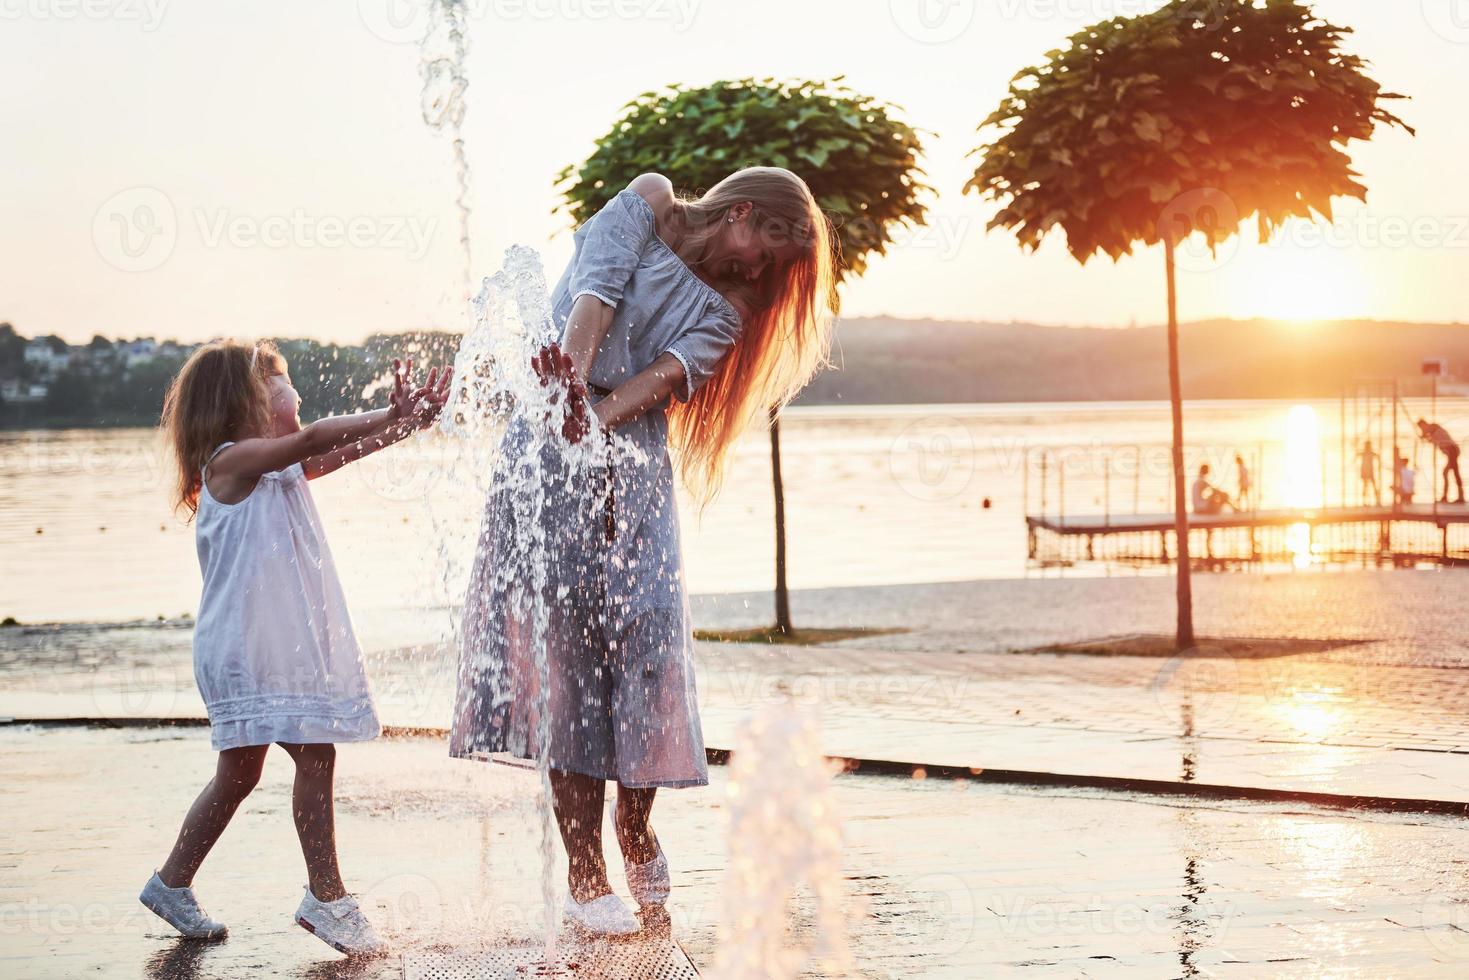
[
  {"x1": 1165, "y1": 241, "x2": 1196, "y2": 651},
  {"x1": 769, "y1": 406, "x2": 792, "y2": 635}
]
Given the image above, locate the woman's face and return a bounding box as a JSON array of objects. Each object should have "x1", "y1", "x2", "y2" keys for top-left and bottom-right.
[
  {"x1": 266, "y1": 370, "x2": 302, "y2": 436},
  {"x1": 709, "y1": 202, "x2": 806, "y2": 284}
]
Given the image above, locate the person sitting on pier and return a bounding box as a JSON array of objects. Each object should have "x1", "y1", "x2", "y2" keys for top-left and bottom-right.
[
  {"x1": 1191, "y1": 463, "x2": 1234, "y2": 516},
  {"x1": 1417, "y1": 419, "x2": 1465, "y2": 504},
  {"x1": 1393, "y1": 450, "x2": 1416, "y2": 507}
]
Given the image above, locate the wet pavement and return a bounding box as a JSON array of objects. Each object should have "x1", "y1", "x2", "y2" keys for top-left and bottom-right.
[
  {"x1": 5, "y1": 569, "x2": 1469, "y2": 975},
  {"x1": 4, "y1": 569, "x2": 1469, "y2": 807},
  {"x1": 5, "y1": 725, "x2": 1469, "y2": 979}
]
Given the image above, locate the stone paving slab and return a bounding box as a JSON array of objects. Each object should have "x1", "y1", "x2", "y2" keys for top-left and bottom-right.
[{"x1": 4, "y1": 726, "x2": 1469, "y2": 978}]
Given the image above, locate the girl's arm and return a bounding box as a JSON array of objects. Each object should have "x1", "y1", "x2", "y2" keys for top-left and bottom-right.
[
  {"x1": 213, "y1": 364, "x2": 448, "y2": 484},
  {"x1": 302, "y1": 368, "x2": 450, "y2": 480},
  {"x1": 300, "y1": 410, "x2": 411, "y2": 480},
  {"x1": 560, "y1": 293, "x2": 616, "y2": 382},
  {"x1": 592, "y1": 353, "x2": 685, "y2": 431},
  {"x1": 211, "y1": 409, "x2": 415, "y2": 485}
]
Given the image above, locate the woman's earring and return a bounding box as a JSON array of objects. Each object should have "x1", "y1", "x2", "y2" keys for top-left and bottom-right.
[{"x1": 727, "y1": 216, "x2": 735, "y2": 223}]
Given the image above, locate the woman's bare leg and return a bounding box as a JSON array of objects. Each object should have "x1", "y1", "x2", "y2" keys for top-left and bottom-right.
[
  {"x1": 278, "y1": 742, "x2": 346, "y2": 902},
  {"x1": 614, "y1": 785, "x2": 658, "y2": 866},
  {"x1": 157, "y1": 746, "x2": 269, "y2": 888},
  {"x1": 550, "y1": 769, "x2": 610, "y2": 902}
]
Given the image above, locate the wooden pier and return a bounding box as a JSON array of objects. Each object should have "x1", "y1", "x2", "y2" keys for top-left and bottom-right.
[{"x1": 1027, "y1": 503, "x2": 1469, "y2": 567}]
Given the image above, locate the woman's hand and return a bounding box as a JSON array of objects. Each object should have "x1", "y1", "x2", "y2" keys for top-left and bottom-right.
[{"x1": 532, "y1": 342, "x2": 591, "y2": 444}]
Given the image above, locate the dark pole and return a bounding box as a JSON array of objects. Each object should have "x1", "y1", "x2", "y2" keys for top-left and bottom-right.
[
  {"x1": 1165, "y1": 240, "x2": 1195, "y2": 651},
  {"x1": 769, "y1": 405, "x2": 792, "y2": 634}
]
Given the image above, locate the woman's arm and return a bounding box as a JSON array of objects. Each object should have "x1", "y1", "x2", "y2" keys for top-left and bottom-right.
[
  {"x1": 592, "y1": 353, "x2": 685, "y2": 431},
  {"x1": 560, "y1": 293, "x2": 615, "y2": 382}
]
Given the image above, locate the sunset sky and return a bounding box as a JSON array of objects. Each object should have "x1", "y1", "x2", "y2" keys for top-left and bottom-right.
[{"x1": 3, "y1": 1, "x2": 1465, "y2": 344}]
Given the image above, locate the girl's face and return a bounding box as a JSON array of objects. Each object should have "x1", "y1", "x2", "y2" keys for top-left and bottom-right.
[
  {"x1": 709, "y1": 202, "x2": 805, "y2": 283},
  {"x1": 266, "y1": 370, "x2": 302, "y2": 436}
]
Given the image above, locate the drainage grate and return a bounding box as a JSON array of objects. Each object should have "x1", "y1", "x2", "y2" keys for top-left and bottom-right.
[{"x1": 403, "y1": 940, "x2": 699, "y2": 980}]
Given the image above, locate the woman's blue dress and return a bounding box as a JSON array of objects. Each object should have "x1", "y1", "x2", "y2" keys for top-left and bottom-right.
[{"x1": 450, "y1": 190, "x2": 742, "y2": 788}]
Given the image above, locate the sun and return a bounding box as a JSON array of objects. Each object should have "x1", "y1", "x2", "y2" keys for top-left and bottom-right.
[{"x1": 1233, "y1": 222, "x2": 1371, "y2": 323}]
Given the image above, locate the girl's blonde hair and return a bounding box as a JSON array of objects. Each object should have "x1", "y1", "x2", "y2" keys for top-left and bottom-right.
[
  {"x1": 160, "y1": 339, "x2": 285, "y2": 516},
  {"x1": 671, "y1": 166, "x2": 839, "y2": 499}
]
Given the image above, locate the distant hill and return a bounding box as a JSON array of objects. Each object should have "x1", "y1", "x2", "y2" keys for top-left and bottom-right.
[{"x1": 796, "y1": 318, "x2": 1469, "y2": 405}]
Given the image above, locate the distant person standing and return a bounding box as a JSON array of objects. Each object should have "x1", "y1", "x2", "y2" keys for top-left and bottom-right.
[
  {"x1": 1191, "y1": 463, "x2": 1233, "y2": 516},
  {"x1": 1393, "y1": 449, "x2": 1416, "y2": 507},
  {"x1": 1234, "y1": 453, "x2": 1252, "y2": 510},
  {"x1": 1356, "y1": 440, "x2": 1380, "y2": 506},
  {"x1": 1418, "y1": 419, "x2": 1465, "y2": 504}
]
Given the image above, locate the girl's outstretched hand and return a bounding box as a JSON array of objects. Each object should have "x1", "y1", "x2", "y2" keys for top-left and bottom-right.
[
  {"x1": 387, "y1": 358, "x2": 416, "y2": 425},
  {"x1": 387, "y1": 358, "x2": 453, "y2": 430},
  {"x1": 409, "y1": 366, "x2": 453, "y2": 429},
  {"x1": 532, "y1": 342, "x2": 590, "y2": 444}
]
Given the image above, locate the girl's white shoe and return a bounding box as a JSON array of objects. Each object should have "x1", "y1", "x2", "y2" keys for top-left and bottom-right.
[
  {"x1": 625, "y1": 845, "x2": 671, "y2": 908},
  {"x1": 139, "y1": 872, "x2": 228, "y2": 940},
  {"x1": 563, "y1": 893, "x2": 640, "y2": 936},
  {"x1": 295, "y1": 888, "x2": 386, "y2": 957}
]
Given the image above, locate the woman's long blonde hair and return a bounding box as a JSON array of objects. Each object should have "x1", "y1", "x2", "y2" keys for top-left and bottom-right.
[
  {"x1": 669, "y1": 167, "x2": 839, "y2": 500},
  {"x1": 160, "y1": 339, "x2": 284, "y2": 516}
]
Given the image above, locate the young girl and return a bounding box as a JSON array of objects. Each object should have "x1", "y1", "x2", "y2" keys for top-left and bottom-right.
[
  {"x1": 141, "y1": 340, "x2": 449, "y2": 955},
  {"x1": 451, "y1": 167, "x2": 836, "y2": 935}
]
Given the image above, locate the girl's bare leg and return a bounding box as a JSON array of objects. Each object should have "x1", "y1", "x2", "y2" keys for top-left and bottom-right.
[
  {"x1": 158, "y1": 746, "x2": 270, "y2": 888},
  {"x1": 550, "y1": 769, "x2": 610, "y2": 902},
  {"x1": 278, "y1": 742, "x2": 347, "y2": 902},
  {"x1": 614, "y1": 785, "x2": 658, "y2": 865}
]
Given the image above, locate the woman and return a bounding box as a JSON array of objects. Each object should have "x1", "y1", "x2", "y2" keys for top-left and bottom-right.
[{"x1": 450, "y1": 167, "x2": 837, "y2": 935}]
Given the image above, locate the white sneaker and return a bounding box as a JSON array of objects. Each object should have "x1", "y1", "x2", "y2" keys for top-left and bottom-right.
[
  {"x1": 294, "y1": 888, "x2": 386, "y2": 957},
  {"x1": 564, "y1": 893, "x2": 639, "y2": 936},
  {"x1": 139, "y1": 872, "x2": 228, "y2": 940},
  {"x1": 625, "y1": 845, "x2": 670, "y2": 908}
]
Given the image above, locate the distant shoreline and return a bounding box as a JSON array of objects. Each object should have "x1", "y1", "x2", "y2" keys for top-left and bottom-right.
[{"x1": 6, "y1": 392, "x2": 1467, "y2": 434}]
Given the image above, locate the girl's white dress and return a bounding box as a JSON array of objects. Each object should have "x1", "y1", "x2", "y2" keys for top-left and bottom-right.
[{"x1": 191, "y1": 443, "x2": 380, "y2": 751}]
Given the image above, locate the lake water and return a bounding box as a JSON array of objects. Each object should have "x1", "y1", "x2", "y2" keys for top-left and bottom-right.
[{"x1": 4, "y1": 397, "x2": 1465, "y2": 625}]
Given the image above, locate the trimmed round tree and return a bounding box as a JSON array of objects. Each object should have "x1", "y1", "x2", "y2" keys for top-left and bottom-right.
[
  {"x1": 559, "y1": 77, "x2": 929, "y2": 635},
  {"x1": 966, "y1": 0, "x2": 1410, "y2": 650}
]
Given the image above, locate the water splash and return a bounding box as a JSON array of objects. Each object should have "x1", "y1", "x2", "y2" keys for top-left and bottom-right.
[
  {"x1": 419, "y1": 0, "x2": 473, "y2": 303},
  {"x1": 438, "y1": 246, "x2": 643, "y2": 962},
  {"x1": 707, "y1": 702, "x2": 851, "y2": 979}
]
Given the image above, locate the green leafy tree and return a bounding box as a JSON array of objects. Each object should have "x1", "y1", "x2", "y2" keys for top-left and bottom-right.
[
  {"x1": 0, "y1": 323, "x2": 23, "y2": 379},
  {"x1": 967, "y1": 0, "x2": 1409, "y2": 650},
  {"x1": 559, "y1": 77, "x2": 929, "y2": 634}
]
